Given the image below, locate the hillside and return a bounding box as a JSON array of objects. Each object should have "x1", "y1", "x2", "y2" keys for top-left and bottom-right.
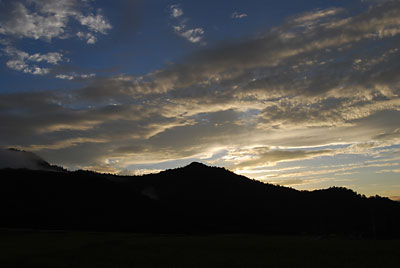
[{"x1": 1, "y1": 162, "x2": 399, "y2": 237}]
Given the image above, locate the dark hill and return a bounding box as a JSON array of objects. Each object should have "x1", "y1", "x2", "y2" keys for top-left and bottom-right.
[{"x1": 1, "y1": 163, "x2": 399, "y2": 237}]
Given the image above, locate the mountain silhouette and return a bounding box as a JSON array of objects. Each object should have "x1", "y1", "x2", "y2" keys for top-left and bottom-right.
[{"x1": 1, "y1": 162, "x2": 399, "y2": 237}]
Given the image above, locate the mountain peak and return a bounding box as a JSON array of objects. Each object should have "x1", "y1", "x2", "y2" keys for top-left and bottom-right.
[{"x1": 186, "y1": 161, "x2": 208, "y2": 168}]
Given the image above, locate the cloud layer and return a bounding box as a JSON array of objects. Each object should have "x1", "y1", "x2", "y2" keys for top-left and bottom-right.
[
  {"x1": 1, "y1": 1, "x2": 400, "y2": 193},
  {"x1": 0, "y1": 0, "x2": 111, "y2": 41},
  {"x1": 0, "y1": 0, "x2": 111, "y2": 78}
]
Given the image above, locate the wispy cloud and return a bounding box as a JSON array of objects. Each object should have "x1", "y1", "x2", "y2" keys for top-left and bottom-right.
[
  {"x1": 375, "y1": 168, "x2": 400, "y2": 174},
  {"x1": 168, "y1": 4, "x2": 205, "y2": 43},
  {"x1": 231, "y1": 12, "x2": 248, "y2": 19},
  {"x1": 169, "y1": 4, "x2": 184, "y2": 18},
  {"x1": 226, "y1": 147, "x2": 334, "y2": 170},
  {"x1": 56, "y1": 73, "x2": 96, "y2": 80},
  {"x1": 236, "y1": 157, "x2": 400, "y2": 188}
]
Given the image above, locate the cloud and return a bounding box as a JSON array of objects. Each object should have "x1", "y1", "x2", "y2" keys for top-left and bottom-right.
[
  {"x1": 151, "y1": 4, "x2": 400, "y2": 97},
  {"x1": 376, "y1": 168, "x2": 400, "y2": 174},
  {"x1": 56, "y1": 72, "x2": 96, "y2": 80},
  {"x1": 0, "y1": 148, "x2": 50, "y2": 170},
  {"x1": 231, "y1": 12, "x2": 247, "y2": 19},
  {"x1": 76, "y1": 12, "x2": 112, "y2": 34},
  {"x1": 169, "y1": 4, "x2": 183, "y2": 18},
  {"x1": 76, "y1": 31, "x2": 97, "y2": 44},
  {"x1": 173, "y1": 25, "x2": 205, "y2": 43},
  {"x1": 390, "y1": 196, "x2": 400, "y2": 201},
  {"x1": 292, "y1": 8, "x2": 343, "y2": 25},
  {"x1": 0, "y1": 1, "x2": 72, "y2": 40},
  {"x1": 0, "y1": 0, "x2": 112, "y2": 77},
  {"x1": 0, "y1": 0, "x2": 111, "y2": 42},
  {"x1": 168, "y1": 4, "x2": 205, "y2": 43},
  {"x1": 1, "y1": 46, "x2": 65, "y2": 75},
  {"x1": 227, "y1": 147, "x2": 334, "y2": 170},
  {"x1": 234, "y1": 153, "x2": 400, "y2": 188}
]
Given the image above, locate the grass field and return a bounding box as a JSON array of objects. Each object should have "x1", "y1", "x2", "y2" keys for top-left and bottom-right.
[{"x1": 0, "y1": 229, "x2": 399, "y2": 268}]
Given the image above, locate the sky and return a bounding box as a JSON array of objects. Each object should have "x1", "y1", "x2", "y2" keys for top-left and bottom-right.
[{"x1": 1, "y1": 0, "x2": 400, "y2": 200}]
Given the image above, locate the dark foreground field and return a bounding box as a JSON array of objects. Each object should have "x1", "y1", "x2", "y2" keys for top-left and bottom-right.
[{"x1": 1, "y1": 229, "x2": 399, "y2": 268}]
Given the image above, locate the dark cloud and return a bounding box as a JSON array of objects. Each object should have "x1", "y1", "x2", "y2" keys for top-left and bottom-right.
[{"x1": 0, "y1": 148, "x2": 50, "y2": 170}]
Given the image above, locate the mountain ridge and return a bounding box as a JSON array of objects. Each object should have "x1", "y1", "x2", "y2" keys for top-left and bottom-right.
[{"x1": 1, "y1": 162, "x2": 399, "y2": 237}]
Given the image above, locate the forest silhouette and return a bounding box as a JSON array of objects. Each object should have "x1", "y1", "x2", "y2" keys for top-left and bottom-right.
[{"x1": 1, "y1": 161, "x2": 399, "y2": 237}]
